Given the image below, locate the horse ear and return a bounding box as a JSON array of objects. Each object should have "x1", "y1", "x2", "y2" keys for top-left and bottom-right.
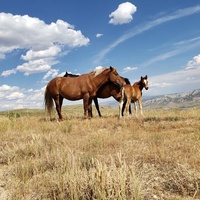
[
  {"x1": 141, "y1": 76, "x2": 143, "y2": 80},
  {"x1": 145, "y1": 75, "x2": 148, "y2": 79},
  {"x1": 110, "y1": 66, "x2": 113, "y2": 71}
]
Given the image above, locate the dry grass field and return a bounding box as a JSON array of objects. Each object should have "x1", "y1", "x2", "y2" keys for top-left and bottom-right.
[{"x1": 0, "y1": 106, "x2": 200, "y2": 200}]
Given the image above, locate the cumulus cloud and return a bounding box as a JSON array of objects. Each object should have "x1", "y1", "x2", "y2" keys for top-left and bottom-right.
[
  {"x1": 186, "y1": 54, "x2": 200, "y2": 70},
  {"x1": 0, "y1": 84, "x2": 45, "y2": 110},
  {"x1": 21, "y1": 46, "x2": 61, "y2": 61},
  {"x1": 0, "y1": 13, "x2": 90, "y2": 76},
  {"x1": 16, "y1": 59, "x2": 51, "y2": 76},
  {"x1": 6, "y1": 92, "x2": 25, "y2": 100},
  {"x1": 0, "y1": 84, "x2": 24, "y2": 101},
  {"x1": 96, "y1": 33, "x2": 103, "y2": 38},
  {"x1": 109, "y1": 2, "x2": 137, "y2": 25}
]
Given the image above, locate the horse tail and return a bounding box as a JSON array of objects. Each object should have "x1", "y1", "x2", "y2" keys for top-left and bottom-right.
[{"x1": 44, "y1": 87, "x2": 54, "y2": 118}]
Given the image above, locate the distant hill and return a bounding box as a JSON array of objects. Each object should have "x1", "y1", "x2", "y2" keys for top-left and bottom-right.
[
  {"x1": 143, "y1": 88, "x2": 200, "y2": 109},
  {"x1": 92, "y1": 88, "x2": 200, "y2": 110}
]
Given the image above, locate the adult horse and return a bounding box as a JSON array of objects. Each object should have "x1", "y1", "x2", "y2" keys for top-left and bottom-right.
[
  {"x1": 64, "y1": 72, "x2": 130, "y2": 117},
  {"x1": 44, "y1": 66, "x2": 124, "y2": 120},
  {"x1": 119, "y1": 75, "x2": 149, "y2": 118},
  {"x1": 93, "y1": 77, "x2": 130, "y2": 117}
]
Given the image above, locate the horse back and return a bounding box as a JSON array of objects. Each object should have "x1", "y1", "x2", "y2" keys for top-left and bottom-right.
[{"x1": 59, "y1": 76, "x2": 93, "y2": 99}]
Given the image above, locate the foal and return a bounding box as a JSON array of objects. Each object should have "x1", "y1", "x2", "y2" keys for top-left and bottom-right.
[{"x1": 119, "y1": 75, "x2": 149, "y2": 118}]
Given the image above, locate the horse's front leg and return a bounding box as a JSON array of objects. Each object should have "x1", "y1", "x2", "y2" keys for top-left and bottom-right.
[
  {"x1": 119, "y1": 99, "x2": 124, "y2": 118},
  {"x1": 83, "y1": 93, "x2": 89, "y2": 119},
  {"x1": 88, "y1": 98, "x2": 93, "y2": 118},
  {"x1": 122, "y1": 99, "x2": 126, "y2": 116},
  {"x1": 138, "y1": 99, "x2": 144, "y2": 116}
]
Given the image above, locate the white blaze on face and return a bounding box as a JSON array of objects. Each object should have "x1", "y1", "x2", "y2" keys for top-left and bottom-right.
[
  {"x1": 143, "y1": 79, "x2": 147, "y2": 86},
  {"x1": 143, "y1": 79, "x2": 149, "y2": 89}
]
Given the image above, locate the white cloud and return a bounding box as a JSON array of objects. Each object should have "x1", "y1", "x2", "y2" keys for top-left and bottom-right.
[
  {"x1": 96, "y1": 33, "x2": 103, "y2": 38},
  {"x1": 0, "y1": 84, "x2": 24, "y2": 102},
  {"x1": 95, "y1": 5, "x2": 200, "y2": 64},
  {"x1": 0, "y1": 84, "x2": 19, "y2": 91},
  {"x1": 0, "y1": 13, "x2": 90, "y2": 76},
  {"x1": 6, "y1": 92, "x2": 25, "y2": 100},
  {"x1": 1, "y1": 68, "x2": 17, "y2": 77},
  {"x1": 109, "y1": 2, "x2": 137, "y2": 25},
  {"x1": 0, "y1": 84, "x2": 45, "y2": 111},
  {"x1": 122, "y1": 66, "x2": 137, "y2": 73},
  {"x1": 186, "y1": 54, "x2": 200, "y2": 70},
  {"x1": 21, "y1": 46, "x2": 61, "y2": 61},
  {"x1": 94, "y1": 66, "x2": 103, "y2": 70},
  {"x1": 43, "y1": 69, "x2": 59, "y2": 80},
  {"x1": 16, "y1": 59, "x2": 51, "y2": 76}
]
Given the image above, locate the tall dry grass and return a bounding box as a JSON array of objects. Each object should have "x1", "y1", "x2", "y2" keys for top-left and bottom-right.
[{"x1": 0, "y1": 106, "x2": 200, "y2": 199}]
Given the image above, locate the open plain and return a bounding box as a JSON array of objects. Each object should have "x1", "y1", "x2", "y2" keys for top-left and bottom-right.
[{"x1": 0, "y1": 106, "x2": 200, "y2": 200}]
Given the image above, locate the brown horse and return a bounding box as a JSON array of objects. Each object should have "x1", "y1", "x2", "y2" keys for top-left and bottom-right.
[
  {"x1": 119, "y1": 75, "x2": 149, "y2": 118},
  {"x1": 64, "y1": 72, "x2": 130, "y2": 117},
  {"x1": 44, "y1": 66, "x2": 124, "y2": 120},
  {"x1": 93, "y1": 77, "x2": 130, "y2": 117}
]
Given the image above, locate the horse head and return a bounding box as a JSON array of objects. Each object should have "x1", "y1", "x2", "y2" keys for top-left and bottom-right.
[
  {"x1": 108, "y1": 66, "x2": 125, "y2": 87},
  {"x1": 141, "y1": 75, "x2": 149, "y2": 90}
]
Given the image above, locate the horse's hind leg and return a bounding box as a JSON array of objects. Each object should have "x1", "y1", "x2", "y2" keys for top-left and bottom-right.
[
  {"x1": 54, "y1": 95, "x2": 63, "y2": 120},
  {"x1": 59, "y1": 95, "x2": 64, "y2": 111},
  {"x1": 125, "y1": 99, "x2": 131, "y2": 117}
]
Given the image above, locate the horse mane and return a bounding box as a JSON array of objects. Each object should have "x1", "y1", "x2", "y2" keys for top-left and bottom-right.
[
  {"x1": 124, "y1": 77, "x2": 130, "y2": 84},
  {"x1": 133, "y1": 79, "x2": 141, "y2": 86},
  {"x1": 92, "y1": 67, "x2": 108, "y2": 77},
  {"x1": 64, "y1": 72, "x2": 79, "y2": 77}
]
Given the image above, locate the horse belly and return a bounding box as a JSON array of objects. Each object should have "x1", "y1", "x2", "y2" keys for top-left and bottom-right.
[{"x1": 60, "y1": 82, "x2": 83, "y2": 100}]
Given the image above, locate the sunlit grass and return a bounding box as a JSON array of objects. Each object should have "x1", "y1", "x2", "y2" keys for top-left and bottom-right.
[{"x1": 0, "y1": 107, "x2": 199, "y2": 199}]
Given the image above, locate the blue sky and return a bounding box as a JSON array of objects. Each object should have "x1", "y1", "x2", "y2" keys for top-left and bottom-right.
[{"x1": 1, "y1": 0, "x2": 200, "y2": 111}]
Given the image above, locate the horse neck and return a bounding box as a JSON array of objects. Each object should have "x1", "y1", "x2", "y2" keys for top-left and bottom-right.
[
  {"x1": 134, "y1": 80, "x2": 144, "y2": 91},
  {"x1": 92, "y1": 69, "x2": 110, "y2": 89}
]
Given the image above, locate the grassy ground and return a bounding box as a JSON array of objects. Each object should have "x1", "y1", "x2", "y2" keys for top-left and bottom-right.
[{"x1": 0, "y1": 106, "x2": 200, "y2": 199}]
